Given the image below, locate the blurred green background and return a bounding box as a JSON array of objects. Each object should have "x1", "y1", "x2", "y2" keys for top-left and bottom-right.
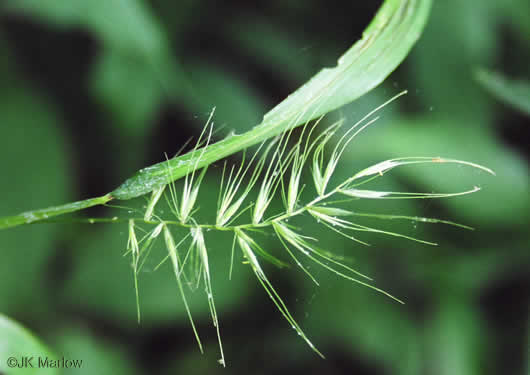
[{"x1": 0, "y1": 1, "x2": 529, "y2": 374}]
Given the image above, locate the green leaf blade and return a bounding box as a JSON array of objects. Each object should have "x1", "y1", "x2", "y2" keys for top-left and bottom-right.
[
  {"x1": 111, "y1": 0, "x2": 433, "y2": 200},
  {"x1": 0, "y1": 195, "x2": 112, "y2": 230},
  {"x1": 261, "y1": 0, "x2": 432, "y2": 127}
]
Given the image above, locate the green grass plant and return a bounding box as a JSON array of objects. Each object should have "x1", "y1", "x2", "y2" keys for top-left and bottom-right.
[{"x1": 0, "y1": 0, "x2": 497, "y2": 366}]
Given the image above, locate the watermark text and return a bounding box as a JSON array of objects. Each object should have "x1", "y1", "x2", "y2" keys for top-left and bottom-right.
[{"x1": 7, "y1": 356, "x2": 83, "y2": 369}]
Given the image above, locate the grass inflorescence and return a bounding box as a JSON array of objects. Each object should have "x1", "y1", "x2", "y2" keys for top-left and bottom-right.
[
  {"x1": 120, "y1": 93, "x2": 494, "y2": 365},
  {"x1": 0, "y1": 1, "x2": 456, "y2": 367}
]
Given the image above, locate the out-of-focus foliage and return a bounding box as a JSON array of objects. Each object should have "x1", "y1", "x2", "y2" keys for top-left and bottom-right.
[
  {"x1": 0, "y1": 38, "x2": 71, "y2": 317},
  {"x1": 0, "y1": 1, "x2": 528, "y2": 374},
  {"x1": 475, "y1": 68, "x2": 530, "y2": 116},
  {"x1": 0, "y1": 314, "x2": 58, "y2": 375}
]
